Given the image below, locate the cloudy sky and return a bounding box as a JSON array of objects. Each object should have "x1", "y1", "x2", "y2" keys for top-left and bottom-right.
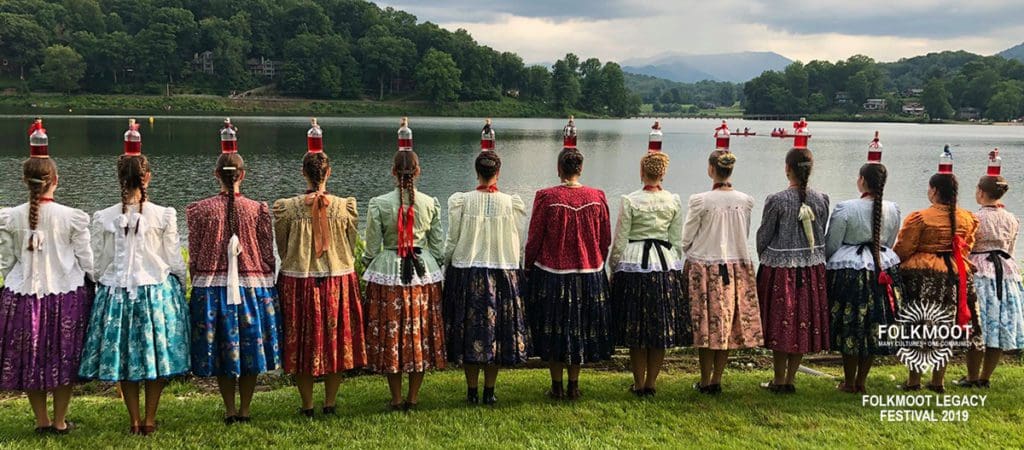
[{"x1": 377, "y1": 0, "x2": 1024, "y2": 64}]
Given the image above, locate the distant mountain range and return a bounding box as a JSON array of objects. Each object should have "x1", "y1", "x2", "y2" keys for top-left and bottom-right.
[
  {"x1": 622, "y1": 51, "x2": 792, "y2": 83},
  {"x1": 998, "y1": 42, "x2": 1024, "y2": 62}
]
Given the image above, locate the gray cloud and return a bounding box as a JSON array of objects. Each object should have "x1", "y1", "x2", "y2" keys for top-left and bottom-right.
[{"x1": 377, "y1": 0, "x2": 653, "y2": 22}]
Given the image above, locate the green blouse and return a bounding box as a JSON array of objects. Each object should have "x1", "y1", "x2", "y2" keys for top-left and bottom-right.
[{"x1": 362, "y1": 189, "x2": 445, "y2": 286}]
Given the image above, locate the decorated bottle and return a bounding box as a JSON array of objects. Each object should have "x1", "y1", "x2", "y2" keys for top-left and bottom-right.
[
  {"x1": 988, "y1": 148, "x2": 1001, "y2": 176},
  {"x1": 220, "y1": 119, "x2": 238, "y2": 153},
  {"x1": 398, "y1": 117, "x2": 413, "y2": 151},
  {"x1": 563, "y1": 115, "x2": 577, "y2": 148},
  {"x1": 480, "y1": 118, "x2": 495, "y2": 151},
  {"x1": 307, "y1": 118, "x2": 323, "y2": 153},
  {"x1": 124, "y1": 119, "x2": 142, "y2": 155},
  {"x1": 648, "y1": 121, "x2": 663, "y2": 152},
  {"x1": 714, "y1": 120, "x2": 730, "y2": 149},
  {"x1": 29, "y1": 119, "x2": 48, "y2": 157},
  {"x1": 938, "y1": 145, "x2": 954, "y2": 174},
  {"x1": 793, "y1": 117, "x2": 810, "y2": 149},
  {"x1": 868, "y1": 131, "x2": 883, "y2": 163}
]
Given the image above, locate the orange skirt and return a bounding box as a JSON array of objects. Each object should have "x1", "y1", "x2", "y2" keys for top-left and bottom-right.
[
  {"x1": 364, "y1": 282, "x2": 446, "y2": 373},
  {"x1": 278, "y1": 273, "x2": 366, "y2": 376}
]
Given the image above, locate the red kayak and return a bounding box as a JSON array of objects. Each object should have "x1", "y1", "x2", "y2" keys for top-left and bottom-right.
[{"x1": 732, "y1": 132, "x2": 757, "y2": 136}]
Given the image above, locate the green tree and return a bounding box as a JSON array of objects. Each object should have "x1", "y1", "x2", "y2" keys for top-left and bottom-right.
[
  {"x1": 522, "y1": 65, "x2": 551, "y2": 100},
  {"x1": 358, "y1": 25, "x2": 417, "y2": 100},
  {"x1": 38, "y1": 45, "x2": 86, "y2": 93},
  {"x1": 985, "y1": 82, "x2": 1024, "y2": 121},
  {"x1": 280, "y1": 33, "x2": 360, "y2": 98},
  {"x1": 62, "y1": 0, "x2": 105, "y2": 34},
  {"x1": 963, "y1": 68, "x2": 1000, "y2": 108},
  {"x1": 601, "y1": 62, "x2": 630, "y2": 116},
  {"x1": 415, "y1": 48, "x2": 461, "y2": 104},
  {"x1": 495, "y1": 51, "x2": 525, "y2": 95},
  {"x1": 0, "y1": 13, "x2": 49, "y2": 79},
  {"x1": 921, "y1": 78, "x2": 954, "y2": 119},
  {"x1": 551, "y1": 59, "x2": 580, "y2": 111},
  {"x1": 784, "y1": 61, "x2": 809, "y2": 100},
  {"x1": 578, "y1": 57, "x2": 605, "y2": 111}
]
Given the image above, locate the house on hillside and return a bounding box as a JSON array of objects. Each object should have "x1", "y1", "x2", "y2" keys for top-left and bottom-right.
[
  {"x1": 957, "y1": 107, "x2": 981, "y2": 120},
  {"x1": 192, "y1": 51, "x2": 214, "y2": 75},
  {"x1": 834, "y1": 91, "x2": 850, "y2": 104},
  {"x1": 863, "y1": 98, "x2": 887, "y2": 111},
  {"x1": 902, "y1": 88, "x2": 923, "y2": 97},
  {"x1": 902, "y1": 103, "x2": 925, "y2": 115},
  {"x1": 247, "y1": 57, "x2": 280, "y2": 78}
]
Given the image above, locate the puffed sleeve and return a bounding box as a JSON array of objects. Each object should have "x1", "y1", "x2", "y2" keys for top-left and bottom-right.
[
  {"x1": 824, "y1": 201, "x2": 848, "y2": 260},
  {"x1": 443, "y1": 193, "x2": 465, "y2": 266},
  {"x1": 667, "y1": 194, "x2": 685, "y2": 259},
  {"x1": 162, "y1": 208, "x2": 187, "y2": 281},
  {"x1": 598, "y1": 190, "x2": 612, "y2": 261},
  {"x1": 272, "y1": 198, "x2": 291, "y2": 263},
  {"x1": 362, "y1": 197, "x2": 383, "y2": 267},
  {"x1": 0, "y1": 209, "x2": 15, "y2": 280},
  {"x1": 524, "y1": 190, "x2": 547, "y2": 270},
  {"x1": 680, "y1": 194, "x2": 705, "y2": 253},
  {"x1": 1010, "y1": 216, "x2": 1020, "y2": 257},
  {"x1": 894, "y1": 211, "x2": 925, "y2": 262},
  {"x1": 69, "y1": 209, "x2": 94, "y2": 281},
  {"x1": 608, "y1": 196, "x2": 633, "y2": 272},
  {"x1": 257, "y1": 202, "x2": 277, "y2": 274},
  {"x1": 963, "y1": 210, "x2": 980, "y2": 252},
  {"x1": 426, "y1": 196, "x2": 444, "y2": 263},
  {"x1": 185, "y1": 202, "x2": 202, "y2": 278},
  {"x1": 511, "y1": 194, "x2": 526, "y2": 266},
  {"x1": 91, "y1": 211, "x2": 113, "y2": 281},
  {"x1": 756, "y1": 193, "x2": 780, "y2": 257},
  {"x1": 884, "y1": 202, "x2": 902, "y2": 249},
  {"x1": 345, "y1": 198, "x2": 359, "y2": 261}
]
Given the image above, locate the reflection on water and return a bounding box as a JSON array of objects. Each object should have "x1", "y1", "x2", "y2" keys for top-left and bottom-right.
[{"x1": 1, "y1": 116, "x2": 1022, "y2": 256}]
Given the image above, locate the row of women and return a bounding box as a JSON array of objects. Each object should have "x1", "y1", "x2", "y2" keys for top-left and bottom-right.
[{"x1": 0, "y1": 116, "x2": 1020, "y2": 437}]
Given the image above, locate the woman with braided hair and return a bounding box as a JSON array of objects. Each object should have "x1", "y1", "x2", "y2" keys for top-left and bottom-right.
[
  {"x1": 524, "y1": 146, "x2": 613, "y2": 401},
  {"x1": 363, "y1": 120, "x2": 445, "y2": 410},
  {"x1": 755, "y1": 138, "x2": 830, "y2": 394},
  {"x1": 825, "y1": 132, "x2": 904, "y2": 394},
  {"x1": 442, "y1": 141, "x2": 529, "y2": 406},
  {"x1": 609, "y1": 145, "x2": 689, "y2": 397},
  {"x1": 80, "y1": 120, "x2": 189, "y2": 435},
  {"x1": 187, "y1": 127, "x2": 281, "y2": 424},
  {"x1": 0, "y1": 119, "x2": 94, "y2": 434},
  {"x1": 273, "y1": 120, "x2": 365, "y2": 417},
  {"x1": 894, "y1": 150, "x2": 981, "y2": 393}
]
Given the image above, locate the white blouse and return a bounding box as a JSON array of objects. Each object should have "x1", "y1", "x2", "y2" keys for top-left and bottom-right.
[
  {"x1": 681, "y1": 189, "x2": 755, "y2": 263},
  {"x1": 0, "y1": 203, "x2": 93, "y2": 296},
  {"x1": 92, "y1": 202, "x2": 186, "y2": 296},
  {"x1": 443, "y1": 190, "x2": 525, "y2": 269},
  {"x1": 609, "y1": 189, "x2": 685, "y2": 273}
]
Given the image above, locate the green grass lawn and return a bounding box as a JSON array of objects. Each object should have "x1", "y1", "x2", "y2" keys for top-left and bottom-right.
[{"x1": 2, "y1": 362, "x2": 1023, "y2": 449}]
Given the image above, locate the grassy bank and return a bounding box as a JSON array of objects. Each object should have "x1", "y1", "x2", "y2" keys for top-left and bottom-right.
[
  {"x1": 1, "y1": 362, "x2": 1022, "y2": 448},
  {"x1": 0, "y1": 94, "x2": 597, "y2": 119}
]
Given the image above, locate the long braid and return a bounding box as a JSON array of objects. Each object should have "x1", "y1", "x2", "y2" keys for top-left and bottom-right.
[
  {"x1": 22, "y1": 157, "x2": 56, "y2": 251},
  {"x1": 947, "y1": 192, "x2": 957, "y2": 247},
  {"x1": 217, "y1": 153, "x2": 244, "y2": 239},
  {"x1": 785, "y1": 148, "x2": 813, "y2": 204},
  {"x1": 117, "y1": 155, "x2": 151, "y2": 234},
  {"x1": 860, "y1": 164, "x2": 888, "y2": 273}
]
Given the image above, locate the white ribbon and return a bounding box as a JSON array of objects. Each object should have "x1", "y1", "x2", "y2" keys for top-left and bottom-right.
[
  {"x1": 26, "y1": 231, "x2": 43, "y2": 294},
  {"x1": 117, "y1": 212, "x2": 147, "y2": 300},
  {"x1": 226, "y1": 234, "x2": 242, "y2": 306},
  {"x1": 798, "y1": 203, "x2": 816, "y2": 247}
]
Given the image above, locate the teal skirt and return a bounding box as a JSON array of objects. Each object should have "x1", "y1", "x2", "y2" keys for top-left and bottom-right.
[{"x1": 78, "y1": 277, "x2": 191, "y2": 382}]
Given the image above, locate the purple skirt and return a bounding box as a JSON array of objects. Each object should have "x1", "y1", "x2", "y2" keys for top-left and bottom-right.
[{"x1": 0, "y1": 285, "x2": 93, "y2": 391}]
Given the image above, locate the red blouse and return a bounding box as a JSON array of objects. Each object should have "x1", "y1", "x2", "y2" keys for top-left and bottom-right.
[
  {"x1": 185, "y1": 194, "x2": 276, "y2": 287},
  {"x1": 525, "y1": 185, "x2": 612, "y2": 273}
]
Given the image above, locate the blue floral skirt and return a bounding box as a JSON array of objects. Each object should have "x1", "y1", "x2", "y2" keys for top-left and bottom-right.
[
  {"x1": 189, "y1": 286, "x2": 282, "y2": 377},
  {"x1": 442, "y1": 267, "x2": 530, "y2": 366},
  {"x1": 78, "y1": 277, "x2": 191, "y2": 382},
  {"x1": 527, "y1": 269, "x2": 613, "y2": 364},
  {"x1": 975, "y1": 275, "x2": 1024, "y2": 350}
]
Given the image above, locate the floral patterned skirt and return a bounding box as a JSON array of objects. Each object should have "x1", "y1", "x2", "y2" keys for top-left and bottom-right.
[
  {"x1": 79, "y1": 277, "x2": 190, "y2": 382},
  {"x1": 527, "y1": 269, "x2": 613, "y2": 364},
  {"x1": 827, "y1": 268, "x2": 903, "y2": 356},
  {"x1": 975, "y1": 275, "x2": 1024, "y2": 350},
  {"x1": 364, "y1": 281, "x2": 446, "y2": 373},
  {"x1": 685, "y1": 260, "x2": 763, "y2": 350},
  {"x1": 757, "y1": 264, "x2": 830, "y2": 353},
  {"x1": 0, "y1": 285, "x2": 93, "y2": 391},
  {"x1": 278, "y1": 274, "x2": 366, "y2": 376},
  {"x1": 442, "y1": 267, "x2": 530, "y2": 366},
  {"x1": 189, "y1": 286, "x2": 282, "y2": 377},
  {"x1": 611, "y1": 270, "x2": 691, "y2": 349},
  {"x1": 901, "y1": 269, "x2": 984, "y2": 350}
]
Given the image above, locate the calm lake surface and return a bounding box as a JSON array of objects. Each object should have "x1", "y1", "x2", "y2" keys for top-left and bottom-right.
[{"x1": 2, "y1": 116, "x2": 1022, "y2": 256}]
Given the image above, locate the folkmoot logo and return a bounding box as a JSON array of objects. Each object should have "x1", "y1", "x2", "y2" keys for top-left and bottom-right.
[{"x1": 879, "y1": 301, "x2": 971, "y2": 373}]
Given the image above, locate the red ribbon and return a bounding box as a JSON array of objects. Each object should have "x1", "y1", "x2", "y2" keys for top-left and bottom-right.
[
  {"x1": 877, "y1": 271, "x2": 896, "y2": 314},
  {"x1": 476, "y1": 184, "x2": 498, "y2": 193},
  {"x1": 712, "y1": 182, "x2": 732, "y2": 190},
  {"x1": 643, "y1": 184, "x2": 662, "y2": 192},
  {"x1": 28, "y1": 122, "x2": 45, "y2": 136},
  {"x1": 952, "y1": 235, "x2": 971, "y2": 327},
  {"x1": 396, "y1": 204, "x2": 416, "y2": 258},
  {"x1": 303, "y1": 191, "x2": 332, "y2": 259},
  {"x1": 38, "y1": 197, "x2": 54, "y2": 203},
  {"x1": 860, "y1": 192, "x2": 872, "y2": 199}
]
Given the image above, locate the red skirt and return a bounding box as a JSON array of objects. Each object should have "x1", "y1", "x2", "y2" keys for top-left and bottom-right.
[
  {"x1": 756, "y1": 264, "x2": 830, "y2": 353},
  {"x1": 364, "y1": 282, "x2": 446, "y2": 373},
  {"x1": 278, "y1": 273, "x2": 366, "y2": 376}
]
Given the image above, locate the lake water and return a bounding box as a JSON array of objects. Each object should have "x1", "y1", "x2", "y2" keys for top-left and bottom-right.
[{"x1": 2, "y1": 116, "x2": 1022, "y2": 256}]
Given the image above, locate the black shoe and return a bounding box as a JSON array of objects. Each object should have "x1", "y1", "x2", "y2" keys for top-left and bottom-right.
[
  {"x1": 52, "y1": 422, "x2": 76, "y2": 435},
  {"x1": 897, "y1": 382, "x2": 922, "y2": 391},
  {"x1": 402, "y1": 400, "x2": 418, "y2": 411},
  {"x1": 34, "y1": 425, "x2": 54, "y2": 435},
  {"x1": 566, "y1": 381, "x2": 581, "y2": 401},
  {"x1": 953, "y1": 377, "x2": 977, "y2": 388},
  {"x1": 322, "y1": 406, "x2": 336, "y2": 416},
  {"x1": 643, "y1": 387, "x2": 656, "y2": 397},
  {"x1": 707, "y1": 384, "x2": 722, "y2": 395},
  {"x1": 546, "y1": 381, "x2": 564, "y2": 400},
  {"x1": 760, "y1": 381, "x2": 792, "y2": 394},
  {"x1": 235, "y1": 416, "x2": 251, "y2": 423},
  {"x1": 223, "y1": 416, "x2": 238, "y2": 425},
  {"x1": 926, "y1": 384, "x2": 946, "y2": 394},
  {"x1": 467, "y1": 387, "x2": 479, "y2": 404},
  {"x1": 977, "y1": 379, "x2": 991, "y2": 388},
  {"x1": 482, "y1": 387, "x2": 497, "y2": 405},
  {"x1": 629, "y1": 384, "x2": 644, "y2": 397},
  {"x1": 693, "y1": 381, "x2": 712, "y2": 394},
  {"x1": 299, "y1": 408, "x2": 315, "y2": 418}
]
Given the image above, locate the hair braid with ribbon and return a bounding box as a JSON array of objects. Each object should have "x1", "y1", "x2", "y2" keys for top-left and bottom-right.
[
  {"x1": 117, "y1": 154, "x2": 150, "y2": 235},
  {"x1": 930, "y1": 173, "x2": 970, "y2": 325},
  {"x1": 860, "y1": 163, "x2": 895, "y2": 311},
  {"x1": 217, "y1": 152, "x2": 244, "y2": 239},
  {"x1": 786, "y1": 147, "x2": 816, "y2": 246},
  {"x1": 302, "y1": 151, "x2": 332, "y2": 259},
  {"x1": 393, "y1": 150, "x2": 420, "y2": 284},
  {"x1": 22, "y1": 157, "x2": 57, "y2": 251}
]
